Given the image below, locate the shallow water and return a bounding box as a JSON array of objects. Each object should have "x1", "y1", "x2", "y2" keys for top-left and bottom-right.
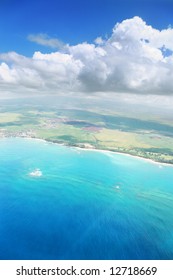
[{"x1": 0, "y1": 138, "x2": 173, "y2": 260}]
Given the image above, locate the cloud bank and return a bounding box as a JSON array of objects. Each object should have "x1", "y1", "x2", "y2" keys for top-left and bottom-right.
[{"x1": 1, "y1": 16, "x2": 173, "y2": 97}]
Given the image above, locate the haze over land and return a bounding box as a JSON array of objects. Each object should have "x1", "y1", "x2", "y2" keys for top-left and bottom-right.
[{"x1": 0, "y1": 93, "x2": 173, "y2": 164}]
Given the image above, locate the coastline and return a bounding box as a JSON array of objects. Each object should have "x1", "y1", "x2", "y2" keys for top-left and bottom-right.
[
  {"x1": 1, "y1": 136, "x2": 172, "y2": 167},
  {"x1": 74, "y1": 145, "x2": 173, "y2": 167}
]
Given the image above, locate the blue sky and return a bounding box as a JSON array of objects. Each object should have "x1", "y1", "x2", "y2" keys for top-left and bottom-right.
[
  {"x1": 0, "y1": 0, "x2": 172, "y2": 55},
  {"x1": 0, "y1": 0, "x2": 173, "y2": 99}
]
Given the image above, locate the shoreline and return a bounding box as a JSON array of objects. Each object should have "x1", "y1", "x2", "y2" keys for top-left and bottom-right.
[
  {"x1": 1, "y1": 136, "x2": 173, "y2": 167},
  {"x1": 74, "y1": 145, "x2": 173, "y2": 167}
]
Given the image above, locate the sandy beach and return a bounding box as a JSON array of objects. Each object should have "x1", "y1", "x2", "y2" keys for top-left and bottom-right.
[{"x1": 75, "y1": 145, "x2": 173, "y2": 167}]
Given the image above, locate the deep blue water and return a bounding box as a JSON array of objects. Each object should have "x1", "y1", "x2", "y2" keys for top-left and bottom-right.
[{"x1": 0, "y1": 138, "x2": 173, "y2": 260}]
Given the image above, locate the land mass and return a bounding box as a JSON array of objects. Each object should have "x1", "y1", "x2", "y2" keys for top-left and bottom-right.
[{"x1": 0, "y1": 102, "x2": 173, "y2": 164}]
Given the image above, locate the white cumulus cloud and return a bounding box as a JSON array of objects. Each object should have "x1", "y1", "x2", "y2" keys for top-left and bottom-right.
[{"x1": 1, "y1": 16, "x2": 173, "y2": 97}]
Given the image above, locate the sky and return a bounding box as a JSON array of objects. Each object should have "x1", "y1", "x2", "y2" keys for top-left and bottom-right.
[{"x1": 0, "y1": 0, "x2": 173, "y2": 101}]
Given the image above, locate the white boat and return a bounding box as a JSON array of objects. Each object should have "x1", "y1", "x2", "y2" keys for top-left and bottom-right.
[{"x1": 29, "y1": 168, "x2": 42, "y2": 177}]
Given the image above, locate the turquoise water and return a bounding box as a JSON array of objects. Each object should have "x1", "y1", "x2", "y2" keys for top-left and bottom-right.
[{"x1": 0, "y1": 138, "x2": 173, "y2": 260}]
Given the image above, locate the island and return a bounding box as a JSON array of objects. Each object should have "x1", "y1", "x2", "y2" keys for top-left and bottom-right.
[{"x1": 0, "y1": 104, "x2": 173, "y2": 164}]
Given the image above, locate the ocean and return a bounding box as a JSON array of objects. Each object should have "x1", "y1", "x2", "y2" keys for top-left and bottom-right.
[{"x1": 0, "y1": 138, "x2": 173, "y2": 260}]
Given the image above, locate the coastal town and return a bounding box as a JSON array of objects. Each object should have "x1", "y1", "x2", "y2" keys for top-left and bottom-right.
[{"x1": 0, "y1": 128, "x2": 36, "y2": 139}]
